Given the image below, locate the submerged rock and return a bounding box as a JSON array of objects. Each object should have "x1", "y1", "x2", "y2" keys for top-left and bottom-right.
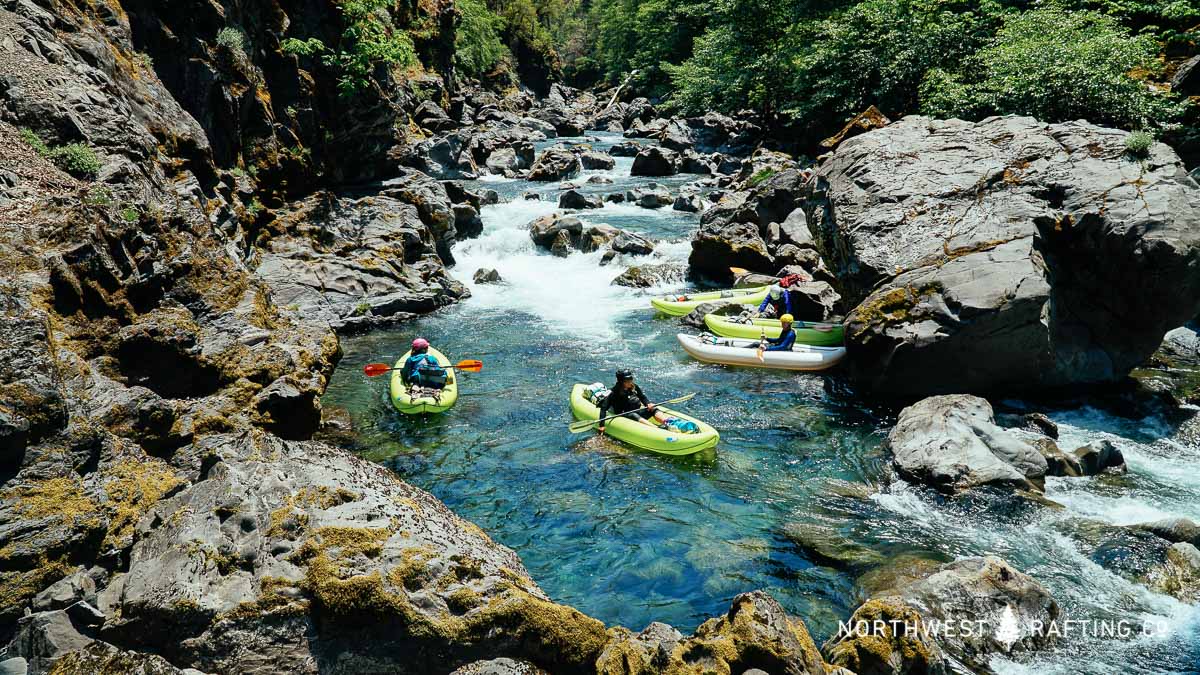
[
  {"x1": 1147, "y1": 542, "x2": 1200, "y2": 602},
  {"x1": 807, "y1": 116, "x2": 1200, "y2": 395}
]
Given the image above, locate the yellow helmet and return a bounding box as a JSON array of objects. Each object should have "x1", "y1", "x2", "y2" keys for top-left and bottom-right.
[{"x1": 780, "y1": 313, "x2": 794, "y2": 323}]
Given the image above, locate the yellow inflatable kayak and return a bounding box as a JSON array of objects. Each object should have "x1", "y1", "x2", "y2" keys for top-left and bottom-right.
[
  {"x1": 390, "y1": 347, "x2": 458, "y2": 414},
  {"x1": 570, "y1": 384, "x2": 718, "y2": 455},
  {"x1": 650, "y1": 286, "x2": 769, "y2": 317},
  {"x1": 703, "y1": 314, "x2": 845, "y2": 346}
]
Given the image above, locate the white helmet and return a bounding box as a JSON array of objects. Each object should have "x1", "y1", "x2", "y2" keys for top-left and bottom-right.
[{"x1": 769, "y1": 285, "x2": 783, "y2": 299}]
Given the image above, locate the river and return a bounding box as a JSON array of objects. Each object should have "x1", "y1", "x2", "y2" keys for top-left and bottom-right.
[{"x1": 322, "y1": 132, "x2": 1200, "y2": 673}]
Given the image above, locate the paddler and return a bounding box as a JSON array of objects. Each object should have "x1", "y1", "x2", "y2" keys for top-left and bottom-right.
[
  {"x1": 598, "y1": 369, "x2": 670, "y2": 434},
  {"x1": 400, "y1": 338, "x2": 449, "y2": 390},
  {"x1": 755, "y1": 273, "x2": 811, "y2": 319},
  {"x1": 750, "y1": 314, "x2": 797, "y2": 352}
]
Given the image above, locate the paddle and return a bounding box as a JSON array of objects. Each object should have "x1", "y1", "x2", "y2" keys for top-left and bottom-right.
[
  {"x1": 729, "y1": 266, "x2": 750, "y2": 277},
  {"x1": 569, "y1": 393, "x2": 697, "y2": 433},
  {"x1": 756, "y1": 329, "x2": 767, "y2": 362},
  {"x1": 362, "y1": 360, "x2": 484, "y2": 377}
]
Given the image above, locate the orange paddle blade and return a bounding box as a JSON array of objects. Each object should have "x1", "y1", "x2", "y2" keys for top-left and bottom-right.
[
  {"x1": 363, "y1": 363, "x2": 392, "y2": 377},
  {"x1": 729, "y1": 266, "x2": 749, "y2": 276},
  {"x1": 454, "y1": 359, "x2": 483, "y2": 372}
]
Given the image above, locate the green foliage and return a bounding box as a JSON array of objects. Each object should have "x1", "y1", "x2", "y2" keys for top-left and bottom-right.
[
  {"x1": 120, "y1": 206, "x2": 139, "y2": 223},
  {"x1": 280, "y1": 38, "x2": 326, "y2": 57},
  {"x1": 21, "y1": 128, "x2": 100, "y2": 179},
  {"x1": 84, "y1": 187, "x2": 113, "y2": 206},
  {"x1": 747, "y1": 167, "x2": 777, "y2": 187},
  {"x1": 246, "y1": 198, "x2": 265, "y2": 219},
  {"x1": 19, "y1": 127, "x2": 49, "y2": 155},
  {"x1": 326, "y1": 0, "x2": 418, "y2": 96},
  {"x1": 922, "y1": 8, "x2": 1183, "y2": 130},
  {"x1": 1126, "y1": 130, "x2": 1154, "y2": 156},
  {"x1": 49, "y1": 144, "x2": 101, "y2": 179},
  {"x1": 457, "y1": 0, "x2": 507, "y2": 76},
  {"x1": 216, "y1": 27, "x2": 246, "y2": 55}
]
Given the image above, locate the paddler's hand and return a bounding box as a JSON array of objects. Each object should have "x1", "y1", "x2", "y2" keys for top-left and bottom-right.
[
  {"x1": 597, "y1": 425, "x2": 605, "y2": 435},
  {"x1": 646, "y1": 404, "x2": 656, "y2": 413}
]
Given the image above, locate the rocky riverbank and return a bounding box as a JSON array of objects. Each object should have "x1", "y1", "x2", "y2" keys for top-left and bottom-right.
[{"x1": 3, "y1": 0, "x2": 1200, "y2": 672}]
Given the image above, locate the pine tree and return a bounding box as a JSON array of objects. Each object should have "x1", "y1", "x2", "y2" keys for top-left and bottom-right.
[{"x1": 994, "y1": 604, "x2": 1021, "y2": 651}]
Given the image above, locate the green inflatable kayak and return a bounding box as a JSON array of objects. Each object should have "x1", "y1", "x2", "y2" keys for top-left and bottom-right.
[
  {"x1": 389, "y1": 347, "x2": 459, "y2": 414},
  {"x1": 650, "y1": 286, "x2": 769, "y2": 317},
  {"x1": 704, "y1": 314, "x2": 845, "y2": 346},
  {"x1": 570, "y1": 384, "x2": 719, "y2": 455}
]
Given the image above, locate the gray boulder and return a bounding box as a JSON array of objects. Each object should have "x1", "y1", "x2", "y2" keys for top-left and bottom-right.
[
  {"x1": 887, "y1": 395, "x2": 1049, "y2": 493},
  {"x1": 528, "y1": 214, "x2": 584, "y2": 248},
  {"x1": 630, "y1": 147, "x2": 679, "y2": 177},
  {"x1": 657, "y1": 118, "x2": 694, "y2": 152},
  {"x1": 611, "y1": 263, "x2": 687, "y2": 288},
  {"x1": 610, "y1": 231, "x2": 655, "y2": 256},
  {"x1": 627, "y1": 184, "x2": 672, "y2": 209},
  {"x1": 527, "y1": 148, "x2": 582, "y2": 181},
  {"x1": 805, "y1": 116, "x2": 1200, "y2": 395},
  {"x1": 558, "y1": 189, "x2": 602, "y2": 210},
  {"x1": 473, "y1": 268, "x2": 503, "y2": 284},
  {"x1": 1133, "y1": 517, "x2": 1200, "y2": 547},
  {"x1": 579, "y1": 152, "x2": 615, "y2": 171},
  {"x1": 672, "y1": 194, "x2": 703, "y2": 212},
  {"x1": 608, "y1": 140, "x2": 644, "y2": 157},
  {"x1": 1171, "y1": 55, "x2": 1200, "y2": 96}
]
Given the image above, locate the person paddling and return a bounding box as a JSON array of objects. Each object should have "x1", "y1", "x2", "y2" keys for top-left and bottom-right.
[
  {"x1": 598, "y1": 369, "x2": 670, "y2": 434},
  {"x1": 749, "y1": 314, "x2": 798, "y2": 354},
  {"x1": 400, "y1": 338, "x2": 449, "y2": 390}
]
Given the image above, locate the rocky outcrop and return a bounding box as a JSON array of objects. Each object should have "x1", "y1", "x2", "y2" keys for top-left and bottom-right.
[
  {"x1": 824, "y1": 556, "x2": 1059, "y2": 674},
  {"x1": 596, "y1": 592, "x2": 828, "y2": 675},
  {"x1": 689, "y1": 167, "x2": 822, "y2": 280},
  {"x1": 805, "y1": 116, "x2": 1200, "y2": 395},
  {"x1": 626, "y1": 185, "x2": 672, "y2": 209},
  {"x1": 888, "y1": 395, "x2": 1049, "y2": 493},
  {"x1": 559, "y1": 190, "x2": 603, "y2": 210},
  {"x1": 608, "y1": 141, "x2": 644, "y2": 157},
  {"x1": 579, "y1": 152, "x2": 615, "y2": 171},
  {"x1": 255, "y1": 189, "x2": 469, "y2": 332}
]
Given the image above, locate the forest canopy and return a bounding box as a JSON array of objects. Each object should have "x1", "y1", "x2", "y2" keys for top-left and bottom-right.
[{"x1": 484, "y1": 0, "x2": 1196, "y2": 151}]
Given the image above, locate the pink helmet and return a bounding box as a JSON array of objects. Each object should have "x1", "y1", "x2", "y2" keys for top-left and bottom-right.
[{"x1": 412, "y1": 338, "x2": 429, "y2": 350}]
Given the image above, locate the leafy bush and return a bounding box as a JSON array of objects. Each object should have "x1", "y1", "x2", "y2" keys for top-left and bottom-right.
[
  {"x1": 21, "y1": 128, "x2": 100, "y2": 179},
  {"x1": 280, "y1": 38, "x2": 325, "y2": 57},
  {"x1": 19, "y1": 127, "x2": 49, "y2": 155},
  {"x1": 456, "y1": 0, "x2": 507, "y2": 76},
  {"x1": 49, "y1": 144, "x2": 101, "y2": 179},
  {"x1": 923, "y1": 8, "x2": 1185, "y2": 130},
  {"x1": 216, "y1": 27, "x2": 246, "y2": 55},
  {"x1": 1125, "y1": 130, "x2": 1154, "y2": 156}
]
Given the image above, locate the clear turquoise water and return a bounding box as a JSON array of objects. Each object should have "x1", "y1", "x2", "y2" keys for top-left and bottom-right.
[{"x1": 322, "y1": 133, "x2": 1200, "y2": 673}]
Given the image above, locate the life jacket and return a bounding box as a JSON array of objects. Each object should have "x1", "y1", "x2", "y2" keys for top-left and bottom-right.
[
  {"x1": 409, "y1": 353, "x2": 448, "y2": 388},
  {"x1": 778, "y1": 273, "x2": 808, "y2": 288}
]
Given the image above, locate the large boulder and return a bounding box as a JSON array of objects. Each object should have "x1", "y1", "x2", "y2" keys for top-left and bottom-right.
[
  {"x1": 1147, "y1": 542, "x2": 1200, "y2": 603},
  {"x1": 887, "y1": 395, "x2": 1049, "y2": 493},
  {"x1": 630, "y1": 147, "x2": 678, "y2": 177},
  {"x1": 96, "y1": 431, "x2": 611, "y2": 674},
  {"x1": 256, "y1": 190, "x2": 468, "y2": 332},
  {"x1": 527, "y1": 148, "x2": 582, "y2": 182},
  {"x1": 578, "y1": 152, "x2": 615, "y2": 171},
  {"x1": 558, "y1": 190, "x2": 602, "y2": 210},
  {"x1": 805, "y1": 116, "x2": 1200, "y2": 394},
  {"x1": 688, "y1": 168, "x2": 816, "y2": 279},
  {"x1": 608, "y1": 141, "x2": 644, "y2": 157},
  {"x1": 825, "y1": 557, "x2": 1059, "y2": 673},
  {"x1": 626, "y1": 184, "x2": 672, "y2": 209},
  {"x1": 686, "y1": 112, "x2": 761, "y2": 155}
]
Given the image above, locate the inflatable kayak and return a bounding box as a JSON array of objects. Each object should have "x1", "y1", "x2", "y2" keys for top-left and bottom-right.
[
  {"x1": 677, "y1": 334, "x2": 847, "y2": 371},
  {"x1": 570, "y1": 384, "x2": 719, "y2": 455},
  {"x1": 704, "y1": 314, "x2": 845, "y2": 346},
  {"x1": 650, "y1": 286, "x2": 769, "y2": 317},
  {"x1": 389, "y1": 347, "x2": 458, "y2": 414}
]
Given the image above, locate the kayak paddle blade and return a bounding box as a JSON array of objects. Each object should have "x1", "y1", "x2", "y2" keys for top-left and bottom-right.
[
  {"x1": 729, "y1": 266, "x2": 749, "y2": 276},
  {"x1": 363, "y1": 363, "x2": 392, "y2": 377},
  {"x1": 568, "y1": 419, "x2": 598, "y2": 434},
  {"x1": 454, "y1": 359, "x2": 483, "y2": 372}
]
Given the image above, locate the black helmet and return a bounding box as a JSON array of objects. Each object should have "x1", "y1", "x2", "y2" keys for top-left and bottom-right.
[{"x1": 615, "y1": 369, "x2": 634, "y2": 382}]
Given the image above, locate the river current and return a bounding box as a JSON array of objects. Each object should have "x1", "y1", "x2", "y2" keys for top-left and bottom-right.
[{"x1": 323, "y1": 132, "x2": 1200, "y2": 673}]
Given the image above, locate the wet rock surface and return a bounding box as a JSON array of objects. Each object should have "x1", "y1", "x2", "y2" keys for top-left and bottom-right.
[{"x1": 807, "y1": 116, "x2": 1200, "y2": 395}]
